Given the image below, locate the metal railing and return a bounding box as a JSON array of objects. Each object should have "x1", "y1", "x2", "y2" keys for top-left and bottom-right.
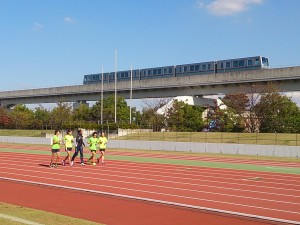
[
  {"x1": 0, "y1": 129, "x2": 299, "y2": 146},
  {"x1": 112, "y1": 131, "x2": 300, "y2": 146}
]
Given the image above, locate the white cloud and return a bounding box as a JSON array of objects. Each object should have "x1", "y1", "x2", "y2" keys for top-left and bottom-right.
[
  {"x1": 64, "y1": 17, "x2": 76, "y2": 23},
  {"x1": 32, "y1": 23, "x2": 44, "y2": 31},
  {"x1": 198, "y1": 0, "x2": 263, "y2": 16}
]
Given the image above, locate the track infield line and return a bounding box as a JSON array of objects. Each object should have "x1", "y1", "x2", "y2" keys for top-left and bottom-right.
[{"x1": 0, "y1": 213, "x2": 44, "y2": 225}]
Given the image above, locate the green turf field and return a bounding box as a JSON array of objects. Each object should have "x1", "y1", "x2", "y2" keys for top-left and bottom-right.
[{"x1": 0, "y1": 203, "x2": 102, "y2": 225}]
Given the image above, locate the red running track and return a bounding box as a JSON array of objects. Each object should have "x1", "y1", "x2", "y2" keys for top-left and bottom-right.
[
  {"x1": 1, "y1": 180, "x2": 275, "y2": 225},
  {"x1": 0, "y1": 146, "x2": 300, "y2": 224}
]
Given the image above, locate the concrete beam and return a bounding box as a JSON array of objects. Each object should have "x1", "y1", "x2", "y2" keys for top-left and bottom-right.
[{"x1": 0, "y1": 66, "x2": 300, "y2": 107}]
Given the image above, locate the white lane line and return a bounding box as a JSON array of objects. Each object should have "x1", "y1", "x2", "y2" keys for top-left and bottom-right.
[
  {"x1": 1, "y1": 151, "x2": 299, "y2": 186},
  {"x1": 0, "y1": 213, "x2": 44, "y2": 225},
  {"x1": 1, "y1": 165, "x2": 299, "y2": 206},
  {"x1": 1, "y1": 151, "x2": 300, "y2": 186},
  {"x1": 1, "y1": 146, "x2": 300, "y2": 169},
  {"x1": 1, "y1": 160, "x2": 299, "y2": 200},
  {"x1": 1, "y1": 156, "x2": 300, "y2": 195},
  {"x1": 1, "y1": 177, "x2": 300, "y2": 225},
  {"x1": 1, "y1": 151, "x2": 299, "y2": 182},
  {"x1": 1, "y1": 172, "x2": 300, "y2": 216}
]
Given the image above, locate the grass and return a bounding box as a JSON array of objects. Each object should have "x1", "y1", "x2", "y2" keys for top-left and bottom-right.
[
  {"x1": 0, "y1": 129, "x2": 54, "y2": 137},
  {"x1": 0, "y1": 202, "x2": 102, "y2": 225},
  {"x1": 0, "y1": 129, "x2": 300, "y2": 146},
  {"x1": 114, "y1": 131, "x2": 300, "y2": 146}
]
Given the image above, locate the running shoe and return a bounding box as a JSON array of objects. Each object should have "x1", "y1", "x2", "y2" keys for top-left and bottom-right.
[
  {"x1": 81, "y1": 163, "x2": 85, "y2": 166},
  {"x1": 49, "y1": 164, "x2": 54, "y2": 168},
  {"x1": 92, "y1": 162, "x2": 96, "y2": 166},
  {"x1": 62, "y1": 160, "x2": 65, "y2": 166},
  {"x1": 97, "y1": 158, "x2": 100, "y2": 164},
  {"x1": 70, "y1": 161, "x2": 74, "y2": 166},
  {"x1": 54, "y1": 164, "x2": 59, "y2": 168}
]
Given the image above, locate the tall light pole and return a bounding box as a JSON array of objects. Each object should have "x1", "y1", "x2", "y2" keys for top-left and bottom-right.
[
  {"x1": 101, "y1": 66, "x2": 104, "y2": 125},
  {"x1": 130, "y1": 64, "x2": 133, "y2": 124},
  {"x1": 114, "y1": 49, "x2": 117, "y2": 124}
]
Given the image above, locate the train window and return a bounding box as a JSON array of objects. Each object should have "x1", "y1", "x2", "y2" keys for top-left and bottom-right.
[
  {"x1": 239, "y1": 60, "x2": 245, "y2": 67},
  {"x1": 202, "y1": 64, "x2": 206, "y2": 70},
  {"x1": 157, "y1": 69, "x2": 161, "y2": 75},
  {"x1": 226, "y1": 62, "x2": 231, "y2": 68},
  {"x1": 221, "y1": 62, "x2": 224, "y2": 69},
  {"x1": 184, "y1": 66, "x2": 188, "y2": 72},
  {"x1": 178, "y1": 67, "x2": 182, "y2": 73},
  {"x1": 261, "y1": 57, "x2": 269, "y2": 66},
  {"x1": 233, "y1": 61, "x2": 238, "y2": 67},
  {"x1": 190, "y1": 65, "x2": 195, "y2": 72},
  {"x1": 208, "y1": 64, "x2": 211, "y2": 70},
  {"x1": 255, "y1": 58, "x2": 260, "y2": 65},
  {"x1": 148, "y1": 70, "x2": 151, "y2": 75},
  {"x1": 153, "y1": 69, "x2": 157, "y2": 75},
  {"x1": 195, "y1": 65, "x2": 200, "y2": 71},
  {"x1": 169, "y1": 68, "x2": 173, "y2": 73},
  {"x1": 248, "y1": 59, "x2": 253, "y2": 66}
]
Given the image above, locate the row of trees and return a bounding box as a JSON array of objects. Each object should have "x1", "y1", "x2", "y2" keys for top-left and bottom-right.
[
  {"x1": 0, "y1": 84, "x2": 299, "y2": 133},
  {"x1": 0, "y1": 95, "x2": 204, "y2": 131},
  {"x1": 208, "y1": 84, "x2": 300, "y2": 133}
]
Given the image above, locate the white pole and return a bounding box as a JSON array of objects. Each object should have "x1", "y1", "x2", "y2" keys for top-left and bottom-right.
[
  {"x1": 130, "y1": 64, "x2": 133, "y2": 124},
  {"x1": 114, "y1": 49, "x2": 117, "y2": 124},
  {"x1": 101, "y1": 66, "x2": 104, "y2": 125}
]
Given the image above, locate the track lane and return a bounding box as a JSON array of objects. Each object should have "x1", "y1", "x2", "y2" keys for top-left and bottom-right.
[{"x1": 0, "y1": 151, "x2": 300, "y2": 223}]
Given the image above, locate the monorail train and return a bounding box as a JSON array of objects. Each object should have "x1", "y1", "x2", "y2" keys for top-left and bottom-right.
[{"x1": 83, "y1": 56, "x2": 269, "y2": 85}]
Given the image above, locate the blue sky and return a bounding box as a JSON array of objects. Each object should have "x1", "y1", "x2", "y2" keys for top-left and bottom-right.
[{"x1": 0, "y1": 0, "x2": 300, "y2": 105}]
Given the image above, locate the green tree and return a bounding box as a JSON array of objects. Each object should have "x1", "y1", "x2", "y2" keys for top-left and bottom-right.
[
  {"x1": 51, "y1": 101, "x2": 72, "y2": 129},
  {"x1": 73, "y1": 103, "x2": 91, "y2": 122},
  {"x1": 254, "y1": 93, "x2": 300, "y2": 133},
  {"x1": 10, "y1": 104, "x2": 34, "y2": 129},
  {"x1": 91, "y1": 95, "x2": 130, "y2": 124},
  {"x1": 140, "y1": 107, "x2": 165, "y2": 131},
  {"x1": 33, "y1": 106, "x2": 51, "y2": 129},
  {"x1": 166, "y1": 100, "x2": 204, "y2": 131}
]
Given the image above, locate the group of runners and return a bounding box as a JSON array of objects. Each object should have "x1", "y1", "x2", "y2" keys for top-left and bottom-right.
[{"x1": 50, "y1": 129, "x2": 108, "y2": 168}]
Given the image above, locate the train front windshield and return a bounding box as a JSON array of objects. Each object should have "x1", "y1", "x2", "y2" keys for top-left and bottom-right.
[{"x1": 262, "y1": 57, "x2": 269, "y2": 67}]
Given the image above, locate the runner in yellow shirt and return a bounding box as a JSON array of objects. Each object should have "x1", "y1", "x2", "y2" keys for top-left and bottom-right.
[
  {"x1": 62, "y1": 129, "x2": 74, "y2": 166},
  {"x1": 50, "y1": 130, "x2": 61, "y2": 168},
  {"x1": 97, "y1": 132, "x2": 108, "y2": 164},
  {"x1": 87, "y1": 132, "x2": 98, "y2": 166}
]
